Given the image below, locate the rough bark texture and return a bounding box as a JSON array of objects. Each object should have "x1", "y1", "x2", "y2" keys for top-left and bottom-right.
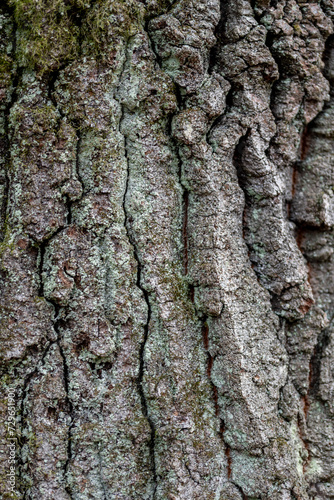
[{"x1": 1, "y1": 0, "x2": 334, "y2": 498}]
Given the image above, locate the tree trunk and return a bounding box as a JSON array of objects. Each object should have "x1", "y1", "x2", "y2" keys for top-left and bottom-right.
[{"x1": 1, "y1": 0, "x2": 334, "y2": 498}]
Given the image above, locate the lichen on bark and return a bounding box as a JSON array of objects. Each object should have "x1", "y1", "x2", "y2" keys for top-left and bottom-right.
[{"x1": 1, "y1": 0, "x2": 334, "y2": 499}]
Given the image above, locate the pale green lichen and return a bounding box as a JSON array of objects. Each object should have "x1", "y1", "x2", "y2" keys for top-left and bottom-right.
[{"x1": 0, "y1": 219, "x2": 17, "y2": 258}]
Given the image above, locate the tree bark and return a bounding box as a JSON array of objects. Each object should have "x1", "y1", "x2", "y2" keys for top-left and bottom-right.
[{"x1": 1, "y1": 0, "x2": 334, "y2": 498}]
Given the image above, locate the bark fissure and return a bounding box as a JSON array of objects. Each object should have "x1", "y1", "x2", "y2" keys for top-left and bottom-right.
[
  {"x1": 56, "y1": 316, "x2": 74, "y2": 500},
  {"x1": 121, "y1": 106, "x2": 157, "y2": 495},
  {"x1": 1, "y1": 74, "x2": 18, "y2": 239},
  {"x1": 23, "y1": 67, "x2": 84, "y2": 496},
  {"x1": 232, "y1": 481, "x2": 249, "y2": 500},
  {"x1": 147, "y1": 28, "x2": 191, "y2": 282},
  {"x1": 0, "y1": 13, "x2": 19, "y2": 243},
  {"x1": 37, "y1": 234, "x2": 75, "y2": 498},
  {"x1": 16, "y1": 221, "x2": 74, "y2": 496},
  {"x1": 201, "y1": 320, "x2": 232, "y2": 476},
  {"x1": 19, "y1": 340, "x2": 54, "y2": 497},
  {"x1": 309, "y1": 325, "x2": 331, "y2": 400}
]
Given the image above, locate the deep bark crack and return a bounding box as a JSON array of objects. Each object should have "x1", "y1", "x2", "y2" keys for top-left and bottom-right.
[
  {"x1": 27, "y1": 65, "x2": 83, "y2": 496},
  {"x1": 0, "y1": 9, "x2": 20, "y2": 243},
  {"x1": 17, "y1": 154, "x2": 75, "y2": 496},
  {"x1": 120, "y1": 102, "x2": 158, "y2": 497},
  {"x1": 37, "y1": 234, "x2": 74, "y2": 498},
  {"x1": 19, "y1": 341, "x2": 54, "y2": 498},
  {"x1": 202, "y1": 320, "x2": 233, "y2": 480}
]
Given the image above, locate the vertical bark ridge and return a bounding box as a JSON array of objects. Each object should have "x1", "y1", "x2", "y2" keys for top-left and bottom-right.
[
  {"x1": 117, "y1": 24, "x2": 230, "y2": 498},
  {"x1": 149, "y1": 0, "x2": 301, "y2": 496},
  {"x1": 147, "y1": 0, "x2": 232, "y2": 471}
]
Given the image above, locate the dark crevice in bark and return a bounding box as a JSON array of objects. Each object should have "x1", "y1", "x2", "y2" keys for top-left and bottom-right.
[
  {"x1": 0, "y1": 14, "x2": 20, "y2": 243},
  {"x1": 176, "y1": 155, "x2": 191, "y2": 279},
  {"x1": 55, "y1": 314, "x2": 74, "y2": 500},
  {"x1": 47, "y1": 67, "x2": 65, "y2": 114},
  {"x1": 68, "y1": 1, "x2": 86, "y2": 58},
  {"x1": 19, "y1": 340, "x2": 53, "y2": 498},
  {"x1": 210, "y1": 0, "x2": 228, "y2": 53},
  {"x1": 299, "y1": 124, "x2": 312, "y2": 163},
  {"x1": 166, "y1": 82, "x2": 190, "y2": 281},
  {"x1": 189, "y1": 284, "x2": 195, "y2": 303},
  {"x1": 182, "y1": 189, "x2": 188, "y2": 275},
  {"x1": 37, "y1": 222, "x2": 69, "y2": 296},
  {"x1": 201, "y1": 320, "x2": 233, "y2": 478},
  {"x1": 207, "y1": 15, "x2": 234, "y2": 140},
  {"x1": 323, "y1": 34, "x2": 334, "y2": 97},
  {"x1": 146, "y1": 15, "x2": 192, "y2": 284},
  {"x1": 232, "y1": 481, "x2": 249, "y2": 500},
  {"x1": 47, "y1": 65, "x2": 84, "y2": 220},
  {"x1": 0, "y1": 168, "x2": 9, "y2": 244},
  {"x1": 36, "y1": 231, "x2": 74, "y2": 497},
  {"x1": 202, "y1": 322, "x2": 217, "y2": 406},
  {"x1": 66, "y1": 194, "x2": 72, "y2": 225},
  {"x1": 308, "y1": 326, "x2": 331, "y2": 399},
  {"x1": 167, "y1": 96, "x2": 190, "y2": 280},
  {"x1": 206, "y1": 85, "x2": 234, "y2": 145},
  {"x1": 181, "y1": 442, "x2": 201, "y2": 487},
  {"x1": 290, "y1": 109, "x2": 324, "y2": 224},
  {"x1": 220, "y1": 420, "x2": 232, "y2": 480},
  {"x1": 25, "y1": 65, "x2": 82, "y2": 495},
  {"x1": 121, "y1": 105, "x2": 157, "y2": 497},
  {"x1": 232, "y1": 130, "x2": 266, "y2": 287},
  {"x1": 184, "y1": 463, "x2": 200, "y2": 486},
  {"x1": 287, "y1": 160, "x2": 299, "y2": 219},
  {"x1": 224, "y1": 85, "x2": 234, "y2": 110},
  {"x1": 172, "y1": 112, "x2": 190, "y2": 280},
  {"x1": 296, "y1": 410, "x2": 310, "y2": 474}
]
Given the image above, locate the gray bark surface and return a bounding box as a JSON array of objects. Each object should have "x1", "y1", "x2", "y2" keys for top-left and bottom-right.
[{"x1": 0, "y1": 0, "x2": 334, "y2": 498}]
